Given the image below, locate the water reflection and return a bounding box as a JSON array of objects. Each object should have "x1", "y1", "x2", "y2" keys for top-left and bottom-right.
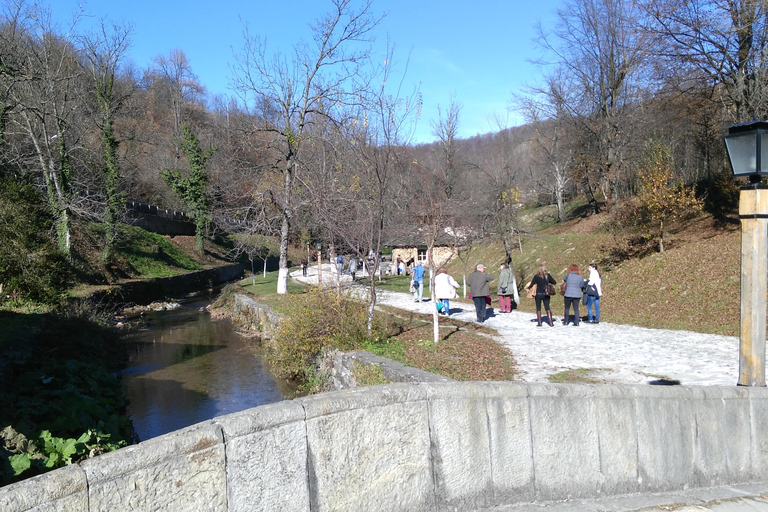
[{"x1": 122, "y1": 302, "x2": 286, "y2": 441}]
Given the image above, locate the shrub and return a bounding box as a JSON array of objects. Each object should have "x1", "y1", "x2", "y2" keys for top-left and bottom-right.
[
  {"x1": 266, "y1": 288, "x2": 375, "y2": 381},
  {"x1": 0, "y1": 176, "x2": 72, "y2": 303}
]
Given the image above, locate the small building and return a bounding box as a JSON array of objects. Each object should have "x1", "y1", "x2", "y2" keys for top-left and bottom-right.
[{"x1": 386, "y1": 230, "x2": 459, "y2": 271}]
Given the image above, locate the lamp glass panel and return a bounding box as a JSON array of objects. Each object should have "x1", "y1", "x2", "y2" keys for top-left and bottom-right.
[
  {"x1": 725, "y1": 132, "x2": 757, "y2": 175},
  {"x1": 761, "y1": 131, "x2": 768, "y2": 173}
]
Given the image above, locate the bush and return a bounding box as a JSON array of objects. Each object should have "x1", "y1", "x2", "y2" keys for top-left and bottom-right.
[
  {"x1": 266, "y1": 289, "x2": 376, "y2": 382},
  {"x1": 0, "y1": 176, "x2": 72, "y2": 303}
]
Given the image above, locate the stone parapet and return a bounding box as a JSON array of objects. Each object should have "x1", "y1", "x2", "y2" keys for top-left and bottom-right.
[{"x1": 3, "y1": 382, "x2": 768, "y2": 511}]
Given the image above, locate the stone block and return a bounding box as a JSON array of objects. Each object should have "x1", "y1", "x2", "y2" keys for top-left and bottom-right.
[
  {"x1": 527, "y1": 383, "x2": 602, "y2": 500},
  {"x1": 82, "y1": 422, "x2": 226, "y2": 511},
  {"x1": 0, "y1": 465, "x2": 87, "y2": 512},
  {"x1": 302, "y1": 386, "x2": 434, "y2": 512},
  {"x1": 593, "y1": 385, "x2": 640, "y2": 496},
  {"x1": 482, "y1": 382, "x2": 535, "y2": 505},
  {"x1": 749, "y1": 387, "x2": 768, "y2": 480},
  {"x1": 690, "y1": 386, "x2": 752, "y2": 486},
  {"x1": 424, "y1": 382, "x2": 494, "y2": 510},
  {"x1": 217, "y1": 401, "x2": 309, "y2": 512},
  {"x1": 635, "y1": 385, "x2": 696, "y2": 492}
]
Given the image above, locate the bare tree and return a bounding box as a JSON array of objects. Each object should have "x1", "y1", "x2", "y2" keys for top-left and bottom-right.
[
  {"x1": 430, "y1": 96, "x2": 463, "y2": 198},
  {"x1": 6, "y1": 2, "x2": 84, "y2": 256},
  {"x1": 79, "y1": 19, "x2": 133, "y2": 265},
  {"x1": 308, "y1": 42, "x2": 419, "y2": 331},
  {"x1": 536, "y1": 0, "x2": 652, "y2": 211},
  {"x1": 151, "y1": 49, "x2": 204, "y2": 136},
  {"x1": 517, "y1": 70, "x2": 575, "y2": 223},
  {"x1": 643, "y1": 0, "x2": 768, "y2": 122},
  {"x1": 231, "y1": 0, "x2": 382, "y2": 294}
]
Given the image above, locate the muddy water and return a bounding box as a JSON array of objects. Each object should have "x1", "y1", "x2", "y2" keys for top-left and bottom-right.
[{"x1": 122, "y1": 300, "x2": 288, "y2": 442}]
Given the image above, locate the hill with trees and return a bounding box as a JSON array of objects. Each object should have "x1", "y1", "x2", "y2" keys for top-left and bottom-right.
[{"x1": 0, "y1": 0, "x2": 761, "y2": 309}]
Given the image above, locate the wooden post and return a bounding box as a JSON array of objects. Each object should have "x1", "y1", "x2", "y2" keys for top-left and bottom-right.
[{"x1": 738, "y1": 187, "x2": 768, "y2": 386}]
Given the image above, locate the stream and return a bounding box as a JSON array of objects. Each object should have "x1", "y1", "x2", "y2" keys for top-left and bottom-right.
[{"x1": 121, "y1": 298, "x2": 289, "y2": 442}]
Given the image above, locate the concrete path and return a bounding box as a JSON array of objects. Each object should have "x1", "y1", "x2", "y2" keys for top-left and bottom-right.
[
  {"x1": 291, "y1": 267, "x2": 764, "y2": 511},
  {"x1": 292, "y1": 265, "x2": 740, "y2": 386}
]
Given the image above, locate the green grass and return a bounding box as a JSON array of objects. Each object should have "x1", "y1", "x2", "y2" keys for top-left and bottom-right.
[
  {"x1": 235, "y1": 269, "x2": 310, "y2": 313},
  {"x1": 548, "y1": 368, "x2": 604, "y2": 384},
  {"x1": 118, "y1": 226, "x2": 201, "y2": 278}
]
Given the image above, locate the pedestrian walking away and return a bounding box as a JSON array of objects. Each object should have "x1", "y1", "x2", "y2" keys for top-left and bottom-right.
[
  {"x1": 349, "y1": 256, "x2": 358, "y2": 280},
  {"x1": 301, "y1": 258, "x2": 307, "y2": 277},
  {"x1": 412, "y1": 261, "x2": 426, "y2": 302},
  {"x1": 525, "y1": 265, "x2": 557, "y2": 327},
  {"x1": 434, "y1": 267, "x2": 460, "y2": 315},
  {"x1": 467, "y1": 263, "x2": 494, "y2": 322},
  {"x1": 497, "y1": 264, "x2": 516, "y2": 313},
  {"x1": 585, "y1": 262, "x2": 603, "y2": 323},
  {"x1": 562, "y1": 264, "x2": 583, "y2": 326},
  {"x1": 336, "y1": 254, "x2": 344, "y2": 275}
]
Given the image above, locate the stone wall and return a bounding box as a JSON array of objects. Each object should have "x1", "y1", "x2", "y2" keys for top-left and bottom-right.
[
  {"x1": 4, "y1": 382, "x2": 768, "y2": 511},
  {"x1": 228, "y1": 294, "x2": 281, "y2": 339},
  {"x1": 88, "y1": 264, "x2": 245, "y2": 306},
  {"x1": 321, "y1": 349, "x2": 454, "y2": 390}
]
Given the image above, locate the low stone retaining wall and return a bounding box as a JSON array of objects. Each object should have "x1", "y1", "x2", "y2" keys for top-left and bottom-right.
[
  {"x1": 228, "y1": 294, "x2": 281, "y2": 339},
  {"x1": 322, "y1": 349, "x2": 454, "y2": 390},
  {"x1": 89, "y1": 264, "x2": 244, "y2": 306},
  {"x1": 3, "y1": 382, "x2": 768, "y2": 511}
]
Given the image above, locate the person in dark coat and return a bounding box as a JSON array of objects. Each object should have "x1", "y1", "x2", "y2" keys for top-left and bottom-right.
[
  {"x1": 562, "y1": 264, "x2": 584, "y2": 326},
  {"x1": 466, "y1": 263, "x2": 494, "y2": 323},
  {"x1": 525, "y1": 265, "x2": 556, "y2": 327}
]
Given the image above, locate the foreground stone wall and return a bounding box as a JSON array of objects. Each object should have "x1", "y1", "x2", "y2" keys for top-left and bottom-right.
[{"x1": 3, "y1": 382, "x2": 768, "y2": 511}]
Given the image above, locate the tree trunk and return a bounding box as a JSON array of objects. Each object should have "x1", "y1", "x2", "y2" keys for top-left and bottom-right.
[
  {"x1": 429, "y1": 247, "x2": 439, "y2": 343},
  {"x1": 277, "y1": 211, "x2": 290, "y2": 294}
]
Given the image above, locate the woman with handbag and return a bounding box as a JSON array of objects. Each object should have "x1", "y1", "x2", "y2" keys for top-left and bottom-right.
[
  {"x1": 562, "y1": 264, "x2": 584, "y2": 326},
  {"x1": 525, "y1": 265, "x2": 557, "y2": 327},
  {"x1": 497, "y1": 264, "x2": 516, "y2": 313}
]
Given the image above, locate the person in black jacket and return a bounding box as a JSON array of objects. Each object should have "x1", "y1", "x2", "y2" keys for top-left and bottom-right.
[{"x1": 525, "y1": 265, "x2": 557, "y2": 327}]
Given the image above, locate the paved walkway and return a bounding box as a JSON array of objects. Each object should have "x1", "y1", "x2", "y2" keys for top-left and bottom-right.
[
  {"x1": 292, "y1": 265, "x2": 740, "y2": 386},
  {"x1": 292, "y1": 266, "x2": 763, "y2": 511}
]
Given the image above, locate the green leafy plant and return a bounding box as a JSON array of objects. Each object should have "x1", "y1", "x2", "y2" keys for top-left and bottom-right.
[{"x1": 161, "y1": 125, "x2": 217, "y2": 255}]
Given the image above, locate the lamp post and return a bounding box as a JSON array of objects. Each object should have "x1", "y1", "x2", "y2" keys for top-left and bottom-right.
[
  {"x1": 723, "y1": 120, "x2": 768, "y2": 386},
  {"x1": 315, "y1": 240, "x2": 323, "y2": 285}
]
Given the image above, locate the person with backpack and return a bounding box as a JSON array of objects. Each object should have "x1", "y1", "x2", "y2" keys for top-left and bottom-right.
[
  {"x1": 435, "y1": 268, "x2": 460, "y2": 315},
  {"x1": 496, "y1": 263, "x2": 517, "y2": 313},
  {"x1": 585, "y1": 262, "x2": 603, "y2": 324}
]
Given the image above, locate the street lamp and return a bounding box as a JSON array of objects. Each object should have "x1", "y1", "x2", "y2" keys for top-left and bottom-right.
[
  {"x1": 315, "y1": 240, "x2": 323, "y2": 285},
  {"x1": 723, "y1": 121, "x2": 768, "y2": 386}
]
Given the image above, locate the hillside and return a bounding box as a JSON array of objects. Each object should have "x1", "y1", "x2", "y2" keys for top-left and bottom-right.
[{"x1": 441, "y1": 207, "x2": 742, "y2": 336}]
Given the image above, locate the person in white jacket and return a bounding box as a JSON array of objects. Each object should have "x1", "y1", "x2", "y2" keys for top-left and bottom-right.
[
  {"x1": 434, "y1": 268, "x2": 460, "y2": 316},
  {"x1": 585, "y1": 263, "x2": 603, "y2": 324}
]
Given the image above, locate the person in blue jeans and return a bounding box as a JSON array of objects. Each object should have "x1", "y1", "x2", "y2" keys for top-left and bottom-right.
[
  {"x1": 412, "y1": 261, "x2": 426, "y2": 302},
  {"x1": 336, "y1": 255, "x2": 344, "y2": 275},
  {"x1": 585, "y1": 262, "x2": 602, "y2": 324}
]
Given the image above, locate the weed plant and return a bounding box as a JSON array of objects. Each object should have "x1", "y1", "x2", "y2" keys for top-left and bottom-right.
[
  {"x1": 0, "y1": 300, "x2": 134, "y2": 486},
  {"x1": 266, "y1": 288, "x2": 382, "y2": 383}
]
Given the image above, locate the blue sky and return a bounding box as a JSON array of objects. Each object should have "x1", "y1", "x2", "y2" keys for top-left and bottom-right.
[{"x1": 46, "y1": 0, "x2": 561, "y2": 143}]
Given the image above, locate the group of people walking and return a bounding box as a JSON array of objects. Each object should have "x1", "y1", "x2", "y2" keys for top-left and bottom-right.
[
  {"x1": 411, "y1": 261, "x2": 603, "y2": 326},
  {"x1": 524, "y1": 263, "x2": 602, "y2": 327}
]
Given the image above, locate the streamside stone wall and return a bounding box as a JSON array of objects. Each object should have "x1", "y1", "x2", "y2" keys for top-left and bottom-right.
[
  {"x1": 228, "y1": 294, "x2": 281, "y2": 339},
  {"x1": 3, "y1": 382, "x2": 768, "y2": 511},
  {"x1": 321, "y1": 349, "x2": 454, "y2": 390}
]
